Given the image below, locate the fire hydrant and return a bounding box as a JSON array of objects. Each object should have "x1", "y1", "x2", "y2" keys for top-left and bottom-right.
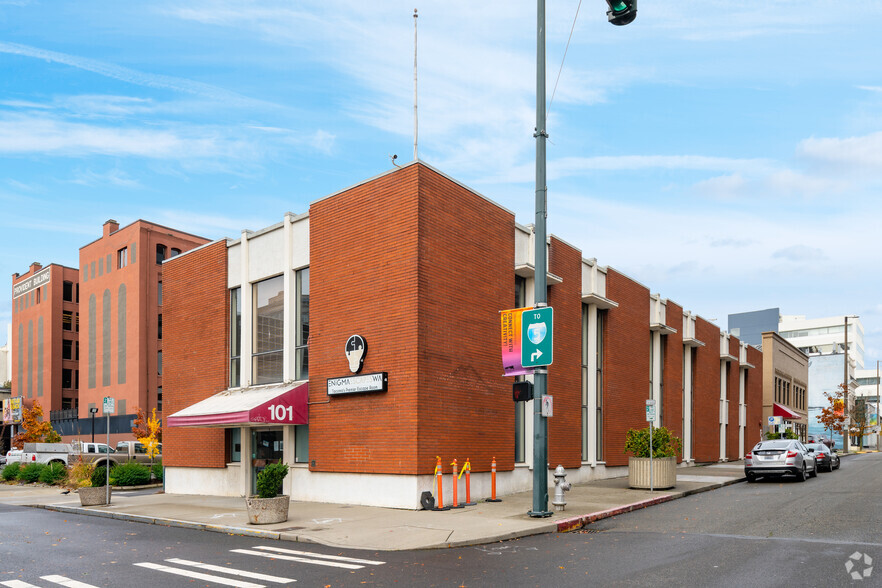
[{"x1": 551, "y1": 465, "x2": 571, "y2": 511}]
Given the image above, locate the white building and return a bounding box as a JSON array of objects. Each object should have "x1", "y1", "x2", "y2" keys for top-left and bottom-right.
[
  {"x1": 855, "y1": 367, "x2": 880, "y2": 449},
  {"x1": 0, "y1": 324, "x2": 10, "y2": 386}
]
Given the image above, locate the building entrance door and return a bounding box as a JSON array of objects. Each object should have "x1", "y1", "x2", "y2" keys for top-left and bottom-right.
[{"x1": 251, "y1": 428, "x2": 283, "y2": 495}]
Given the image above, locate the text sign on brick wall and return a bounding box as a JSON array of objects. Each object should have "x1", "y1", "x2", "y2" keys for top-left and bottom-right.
[{"x1": 521, "y1": 307, "x2": 553, "y2": 368}]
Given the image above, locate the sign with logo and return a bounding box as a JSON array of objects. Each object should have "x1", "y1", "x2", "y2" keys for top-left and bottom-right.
[
  {"x1": 500, "y1": 307, "x2": 529, "y2": 376},
  {"x1": 13, "y1": 267, "x2": 51, "y2": 300},
  {"x1": 522, "y1": 307, "x2": 553, "y2": 368},
  {"x1": 646, "y1": 399, "x2": 656, "y2": 422},
  {"x1": 9, "y1": 397, "x2": 22, "y2": 424},
  {"x1": 345, "y1": 335, "x2": 367, "y2": 374},
  {"x1": 103, "y1": 396, "x2": 115, "y2": 415},
  {"x1": 768, "y1": 416, "x2": 782, "y2": 426},
  {"x1": 327, "y1": 372, "x2": 388, "y2": 396},
  {"x1": 541, "y1": 395, "x2": 553, "y2": 417}
]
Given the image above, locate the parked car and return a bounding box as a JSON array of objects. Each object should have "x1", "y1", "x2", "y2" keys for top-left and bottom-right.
[
  {"x1": 4, "y1": 449, "x2": 23, "y2": 465},
  {"x1": 805, "y1": 442, "x2": 840, "y2": 472},
  {"x1": 745, "y1": 440, "x2": 817, "y2": 482},
  {"x1": 807, "y1": 434, "x2": 835, "y2": 450}
]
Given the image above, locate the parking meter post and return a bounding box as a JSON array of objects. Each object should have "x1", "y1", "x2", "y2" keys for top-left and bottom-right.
[
  {"x1": 106, "y1": 411, "x2": 110, "y2": 505},
  {"x1": 649, "y1": 421, "x2": 654, "y2": 493}
]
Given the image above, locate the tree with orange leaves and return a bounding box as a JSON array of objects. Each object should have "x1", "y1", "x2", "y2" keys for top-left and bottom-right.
[
  {"x1": 816, "y1": 384, "x2": 848, "y2": 448},
  {"x1": 11, "y1": 400, "x2": 61, "y2": 449}
]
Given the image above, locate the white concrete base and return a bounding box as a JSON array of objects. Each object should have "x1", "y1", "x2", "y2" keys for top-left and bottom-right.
[{"x1": 164, "y1": 462, "x2": 642, "y2": 509}]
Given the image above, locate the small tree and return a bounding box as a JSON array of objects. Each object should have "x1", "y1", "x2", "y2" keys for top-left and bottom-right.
[
  {"x1": 131, "y1": 407, "x2": 149, "y2": 440},
  {"x1": 816, "y1": 385, "x2": 848, "y2": 448},
  {"x1": 850, "y1": 397, "x2": 870, "y2": 449},
  {"x1": 137, "y1": 408, "x2": 162, "y2": 461},
  {"x1": 11, "y1": 400, "x2": 62, "y2": 449}
]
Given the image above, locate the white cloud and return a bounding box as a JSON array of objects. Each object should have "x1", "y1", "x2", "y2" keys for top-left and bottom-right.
[
  {"x1": 797, "y1": 131, "x2": 882, "y2": 171},
  {"x1": 772, "y1": 245, "x2": 826, "y2": 262},
  {"x1": 70, "y1": 169, "x2": 142, "y2": 189}
]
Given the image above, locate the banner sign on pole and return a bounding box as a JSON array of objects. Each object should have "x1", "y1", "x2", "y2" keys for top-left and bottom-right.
[{"x1": 501, "y1": 307, "x2": 531, "y2": 376}]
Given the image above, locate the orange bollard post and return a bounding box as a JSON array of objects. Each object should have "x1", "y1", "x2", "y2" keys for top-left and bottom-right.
[
  {"x1": 462, "y1": 458, "x2": 476, "y2": 506},
  {"x1": 434, "y1": 456, "x2": 447, "y2": 510},
  {"x1": 487, "y1": 456, "x2": 502, "y2": 502},
  {"x1": 450, "y1": 458, "x2": 463, "y2": 508}
]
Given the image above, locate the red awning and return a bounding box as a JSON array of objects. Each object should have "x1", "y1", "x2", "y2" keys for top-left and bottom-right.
[
  {"x1": 772, "y1": 402, "x2": 803, "y2": 421},
  {"x1": 167, "y1": 382, "x2": 308, "y2": 428}
]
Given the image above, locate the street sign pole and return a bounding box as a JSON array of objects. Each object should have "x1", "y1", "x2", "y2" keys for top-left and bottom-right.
[
  {"x1": 528, "y1": 0, "x2": 551, "y2": 519},
  {"x1": 103, "y1": 396, "x2": 114, "y2": 505}
]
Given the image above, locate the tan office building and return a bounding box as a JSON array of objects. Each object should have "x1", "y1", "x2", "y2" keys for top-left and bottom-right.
[{"x1": 762, "y1": 331, "x2": 809, "y2": 440}]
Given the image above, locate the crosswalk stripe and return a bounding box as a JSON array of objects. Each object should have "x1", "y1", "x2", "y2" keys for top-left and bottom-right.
[
  {"x1": 134, "y1": 562, "x2": 265, "y2": 588},
  {"x1": 249, "y1": 545, "x2": 386, "y2": 566},
  {"x1": 40, "y1": 577, "x2": 100, "y2": 588},
  {"x1": 165, "y1": 558, "x2": 296, "y2": 583},
  {"x1": 231, "y1": 549, "x2": 363, "y2": 570},
  {"x1": 1, "y1": 581, "x2": 41, "y2": 588}
]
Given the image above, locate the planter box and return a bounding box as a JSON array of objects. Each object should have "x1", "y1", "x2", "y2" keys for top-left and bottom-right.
[
  {"x1": 628, "y1": 456, "x2": 676, "y2": 489},
  {"x1": 78, "y1": 486, "x2": 111, "y2": 506},
  {"x1": 245, "y1": 495, "x2": 290, "y2": 525}
]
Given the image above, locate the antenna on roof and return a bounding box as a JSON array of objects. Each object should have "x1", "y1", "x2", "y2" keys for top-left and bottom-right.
[{"x1": 413, "y1": 8, "x2": 419, "y2": 161}]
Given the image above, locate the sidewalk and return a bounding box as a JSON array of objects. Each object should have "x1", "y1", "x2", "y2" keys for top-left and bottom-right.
[{"x1": 4, "y1": 462, "x2": 748, "y2": 551}]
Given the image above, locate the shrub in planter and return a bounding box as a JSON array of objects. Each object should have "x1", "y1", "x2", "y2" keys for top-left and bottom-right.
[
  {"x1": 2, "y1": 463, "x2": 21, "y2": 481},
  {"x1": 112, "y1": 461, "x2": 151, "y2": 486},
  {"x1": 152, "y1": 461, "x2": 163, "y2": 482},
  {"x1": 68, "y1": 458, "x2": 95, "y2": 489},
  {"x1": 19, "y1": 463, "x2": 46, "y2": 484},
  {"x1": 256, "y1": 462, "x2": 289, "y2": 498},
  {"x1": 39, "y1": 462, "x2": 68, "y2": 485},
  {"x1": 90, "y1": 466, "x2": 108, "y2": 488},
  {"x1": 624, "y1": 426, "x2": 682, "y2": 458}
]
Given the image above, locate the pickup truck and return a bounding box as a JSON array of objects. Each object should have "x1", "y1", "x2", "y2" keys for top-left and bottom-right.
[{"x1": 20, "y1": 441, "x2": 162, "y2": 469}]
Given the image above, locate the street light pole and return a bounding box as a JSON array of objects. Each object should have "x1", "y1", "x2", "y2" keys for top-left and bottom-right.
[
  {"x1": 842, "y1": 315, "x2": 858, "y2": 453},
  {"x1": 877, "y1": 360, "x2": 880, "y2": 451},
  {"x1": 89, "y1": 407, "x2": 98, "y2": 443}
]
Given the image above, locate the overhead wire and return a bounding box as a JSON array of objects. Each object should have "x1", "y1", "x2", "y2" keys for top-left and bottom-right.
[{"x1": 548, "y1": 0, "x2": 583, "y2": 125}]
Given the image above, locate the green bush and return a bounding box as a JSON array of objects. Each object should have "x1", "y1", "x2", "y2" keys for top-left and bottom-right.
[
  {"x1": 255, "y1": 462, "x2": 288, "y2": 498},
  {"x1": 19, "y1": 463, "x2": 46, "y2": 483},
  {"x1": 91, "y1": 466, "x2": 108, "y2": 488},
  {"x1": 2, "y1": 462, "x2": 21, "y2": 481},
  {"x1": 39, "y1": 462, "x2": 68, "y2": 485},
  {"x1": 624, "y1": 426, "x2": 682, "y2": 459},
  {"x1": 111, "y1": 461, "x2": 151, "y2": 486},
  {"x1": 152, "y1": 461, "x2": 163, "y2": 482}
]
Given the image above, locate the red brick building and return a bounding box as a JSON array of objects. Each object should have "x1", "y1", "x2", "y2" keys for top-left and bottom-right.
[
  {"x1": 164, "y1": 162, "x2": 763, "y2": 508},
  {"x1": 10, "y1": 263, "x2": 80, "y2": 418}
]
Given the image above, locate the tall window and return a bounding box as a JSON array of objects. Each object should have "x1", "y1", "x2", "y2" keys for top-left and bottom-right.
[
  {"x1": 514, "y1": 276, "x2": 527, "y2": 463},
  {"x1": 158, "y1": 281, "x2": 163, "y2": 305},
  {"x1": 156, "y1": 244, "x2": 167, "y2": 264},
  {"x1": 157, "y1": 314, "x2": 162, "y2": 340},
  {"x1": 230, "y1": 288, "x2": 241, "y2": 387},
  {"x1": 157, "y1": 351, "x2": 163, "y2": 375},
  {"x1": 63, "y1": 281, "x2": 74, "y2": 302},
  {"x1": 118, "y1": 247, "x2": 128, "y2": 269},
  {"x1": 295, "y1": 268, "x2": 310, "y2": 380},
  {"x1": 62, "y1": 311, "x2": 73, "y2": 331},
  {"x1": 581, "y1": 305, "x2": 590, "y2": 461},
  {"x1": 157, "y1": 387, "x2": 163, "y2": 412},
  {"x1": 62, "y1": 339, "x2": 73, "y2": 360},
  {"x1": 253, "y1": 276, "x2": 284, "y2": 384}
]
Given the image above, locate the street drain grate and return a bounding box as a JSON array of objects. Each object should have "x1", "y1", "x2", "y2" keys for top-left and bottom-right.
[
  {"x1": 274, "y1": 526, "x2": 306, "y2": 531},
  {"x1": 576, "y1": 528, "x2": 605, "y2": 534}
]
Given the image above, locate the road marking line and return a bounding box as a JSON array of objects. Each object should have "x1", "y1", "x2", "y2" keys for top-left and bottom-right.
[
  {"x1": 40, "y1": 577, "x2": 100, "y2": 588},
  {"x1": 231, "y1": 549, "x2": 362, "y2": 570},
  {"x1": 250, "y1": 545, "x2": 386, "y2": 565},
  {"x1": 165, "y1": 558, "x2": 295, "y2": 583},
  {"x1": 1, "y1": 581, "x2": 41, "y2": 588},
  {"x1": 133, "y1": 562, "x2": 264, "y2": 588}
]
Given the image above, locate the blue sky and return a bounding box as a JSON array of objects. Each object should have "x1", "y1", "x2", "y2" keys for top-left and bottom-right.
[{"x1": 2, "y1": 1, "x2": 882, "y2": 364}]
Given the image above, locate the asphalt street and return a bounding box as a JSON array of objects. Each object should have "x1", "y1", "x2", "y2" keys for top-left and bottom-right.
[{"x1": 1, "y1": 453, "x2": 878, "y2": 587}]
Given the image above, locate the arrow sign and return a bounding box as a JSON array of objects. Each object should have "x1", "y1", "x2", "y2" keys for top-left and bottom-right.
[{"x1": 521, "y1": 307, "x2": 553, "y2": 368}]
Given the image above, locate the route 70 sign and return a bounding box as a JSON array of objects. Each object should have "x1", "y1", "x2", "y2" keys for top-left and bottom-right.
[{"x1": 521, "y1": 307, "x2": 553, "y2": 368}]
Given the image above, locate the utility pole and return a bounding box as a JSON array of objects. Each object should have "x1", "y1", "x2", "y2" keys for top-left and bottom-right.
[
  {"x1": 877, "y1": 360, "x2": 880, "y2": 451},
  {"x1": 842, "y1": 315, "x2": 858, "y2": 453}
]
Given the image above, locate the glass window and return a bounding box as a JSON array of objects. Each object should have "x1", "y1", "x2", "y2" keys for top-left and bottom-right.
[
  {"x1": 230, "y1": 288, "x2": 241, "y2": 387},
  {"x1": 170, "y1": 248, "x2": 181, "y2": 257},
  {"x1": 62, "y1": 310, "x2": 73, "y2": 331},
  {"x1": 295, "y1": 268, "x2": 310, "y2": 380},
  {"x1": 253, "y1": 276, "x2": 284, "y2": 385},
  {"x1": 227, "y1": 427, "x2": 241, "y2": 462},
  {"x1": 596, "y1": 310, "x2": 604, "y2": 461},
  {"x1": 63, "y1": 281, "x2": 74, "y2": 302},
  {"x1": 158, "y1": 314, "x2": 162, "y2": 340},
  {"x1": 158, "y1": 281, "x2": 163, "y2": 306},
  {"x1": 295, "y1": 425, "x2": 309, "y2": 463},
  {"x1": 157, "y1": 386, "x2": 163, "y2": 412},
  {"x1": 62, "y1": 368, "x2": 73, "y2": 389},
  {"x1": 156, "y1": 244, "x2": 167, "y2": 264},
  {"x1": 157, "y1": 351, "x2": 162, "y2": 375},
  {"x1": 118, "y1": 247, "x2": 128, "y2": 269}
]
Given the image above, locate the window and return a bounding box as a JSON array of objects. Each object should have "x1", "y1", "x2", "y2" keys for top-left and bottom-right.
[
  {"x1": 253, "y1": 276, "x2": 284, "y2": 384},
  {"x1": 226, "y1": 428, "x2": 241, "y2": 462},
  {"x1": 295, "y1": 268, "x2": 310, "y2": 380},
  {"x1": 157, "y1": 387, "x2": 163, "y2": 412},
  {"x1": 63, "y1": 281, "x2": 74, "y2": 302},
  {"x1": 62, "y1": 339, "x2": 73, "y2": 360},
  {"x1": 118, "y1": 247, "x2": 128, "y2": 269},
  {"x1": 35, "y1": 288, "x2": 41, "y2": 304},
  {"x1": 158, "y1": 281, "x2": 163, "y2": 306},
  {"x1": 170, "y1": 247, "x2": 181, "y2": 257},
  {"x1": 230, "y1": 288, "x2": 241, "y2": 387},
  {"x1": 295, "y1": 425, "x2": 309, "y2": 463},
  {"x1": 157, "y1": 350, "x2": 163, "y2": 375},
  {"x1": 156, "y1": 244, "x2": 167, "y2": 264},
  {"x1": 158, "y1": 314, "x2": 162, "y2": 340},
  {"x1": 62, "y1": 368, "x2": 73, "y2": 389},
  {"x1": 595, "y1": 310, "x2": 605, "y2": 461},
  {"x1": 62, "y1": 310, "x2": 73, "y2": 331}
]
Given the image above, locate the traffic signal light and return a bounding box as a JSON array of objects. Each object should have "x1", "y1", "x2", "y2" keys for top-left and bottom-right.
[
  {"x1": 606, "y1": 0, "x2": 637, "y2": 26},
  {"x1": 513, "y1": 380, "x2": 534, "y2": 402}
]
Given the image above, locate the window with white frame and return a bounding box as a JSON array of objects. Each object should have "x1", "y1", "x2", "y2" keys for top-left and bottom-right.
[
  {"x1": 295, "y1": 268, "x2": 309, "y2": 380},
  {"x1": 253, "y1": 276, "x2": 284, "y2": 385},
  {"x1": 230, "y1": 287, "x2": 241, "y2": 387}
]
